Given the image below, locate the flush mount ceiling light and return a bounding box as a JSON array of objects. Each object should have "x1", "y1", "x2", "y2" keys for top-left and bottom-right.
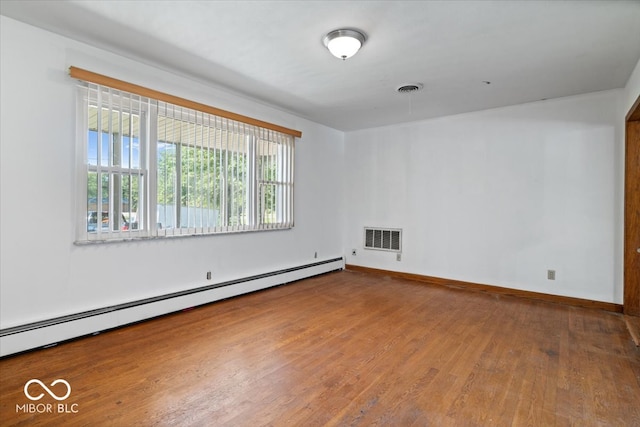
[{"x1": 323, "y1": 29, "x2": 367, "y2": 60}]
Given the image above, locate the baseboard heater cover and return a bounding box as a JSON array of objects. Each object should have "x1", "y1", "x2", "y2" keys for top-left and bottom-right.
[{"x1": 0, "y1": 257, "x2": 344, "y2": 357}]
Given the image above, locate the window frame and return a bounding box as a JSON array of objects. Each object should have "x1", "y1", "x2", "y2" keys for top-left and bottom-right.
[{"x1": 75, "y1": 82, "x2": 295, "y2": 243}]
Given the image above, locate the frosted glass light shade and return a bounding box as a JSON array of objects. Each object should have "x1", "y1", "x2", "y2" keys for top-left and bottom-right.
[{"x1": 323, "y1": 29, "x2": 366, "y2": 60}]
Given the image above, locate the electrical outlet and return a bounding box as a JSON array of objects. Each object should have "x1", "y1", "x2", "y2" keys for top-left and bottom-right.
[
  {"x1": 352, "y1": 249, "x2": 357, "y2": 256},
  {"x1": 206, "y1": 271, "x2": 212, "y2": 280},
  {"x1": 547, "y1": 270, "x2": 556, "y2": 280},
  {"x1": 396, "y1": 253, "x2": 402, "y2": 261}
]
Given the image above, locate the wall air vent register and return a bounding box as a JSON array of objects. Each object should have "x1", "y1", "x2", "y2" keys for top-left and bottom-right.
[{"x1": 364, "y1": 227, "x2": 402, "y2": 252}]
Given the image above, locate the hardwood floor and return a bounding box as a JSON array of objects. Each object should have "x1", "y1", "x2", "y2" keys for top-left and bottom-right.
[
  {"x1": 1, "y1": 270, "x2": 639, "y2": 426},
  {"x1": 626, "y1": 315, "x2": 640, "y2": 346}
]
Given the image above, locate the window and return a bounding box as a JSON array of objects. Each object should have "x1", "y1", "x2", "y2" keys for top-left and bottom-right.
[
  {"x1": 76, "y1": 83, "x2": 294, "y2": 242},
  {"x1": 83, "y1": 88, "x2": 147, "y2": 239}
]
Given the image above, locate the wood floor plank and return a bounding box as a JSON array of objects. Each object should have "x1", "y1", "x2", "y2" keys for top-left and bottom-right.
[
  {"x1": 626, "y1": 315, "x2": 640, "y2": 346},
  {"x1": 1, "y1": 270, "x2": 639, "y2": 426}
]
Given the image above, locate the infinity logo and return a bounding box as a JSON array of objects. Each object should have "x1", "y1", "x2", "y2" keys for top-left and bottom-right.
[{"x1": 24, "y1": 379, "x2": 71, "y2": 401}]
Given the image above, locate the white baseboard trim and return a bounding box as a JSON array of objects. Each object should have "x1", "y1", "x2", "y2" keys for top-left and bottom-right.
[{"x1": 0, "y1": 257, "x2": 344, "y2": 357}]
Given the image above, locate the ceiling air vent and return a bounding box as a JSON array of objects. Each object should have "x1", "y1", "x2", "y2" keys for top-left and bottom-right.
[
  {"x1": 396, "y1": 83, "x2": 424, "y2": 94},
  {"x1": 364, "y1": 227, "x2": 402, "y2": 252}
]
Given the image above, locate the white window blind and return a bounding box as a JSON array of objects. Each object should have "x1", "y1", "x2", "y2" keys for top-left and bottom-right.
[
  {"x1": 81, "y1": 85, "x2": 149, "y2": 241},
  {"x1": 155, "y1": 102, "x2": 294, "y2": 236},
  {"x1": 77, "y1": 82, "x2": 295, "y2": 242}
]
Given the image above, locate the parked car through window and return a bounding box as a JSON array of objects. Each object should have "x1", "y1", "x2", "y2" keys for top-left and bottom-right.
[{"x1": 87, "y1": 211, "x2": 129, "y2": 232}]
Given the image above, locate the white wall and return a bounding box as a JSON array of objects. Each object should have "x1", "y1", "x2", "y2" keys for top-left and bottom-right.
[
  {"x1": 344, "y1": 90, "x2": 622, "y2": 303},
  {"x1": 623, "y1": 57, "x2": 640, "y2": 115},
  {"x1": 0, "y1": 16, "x2": 344, "y2": 330}
]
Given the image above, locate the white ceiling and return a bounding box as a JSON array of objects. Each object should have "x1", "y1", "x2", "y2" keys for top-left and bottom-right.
[{"x1": 2, "y1": 0, "x2": 640, "y2": 131}]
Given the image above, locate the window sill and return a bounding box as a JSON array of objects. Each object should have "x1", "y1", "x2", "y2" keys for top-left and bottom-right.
[{"x1": 74, "y1": 226, "x2": 294, "y2": 245}]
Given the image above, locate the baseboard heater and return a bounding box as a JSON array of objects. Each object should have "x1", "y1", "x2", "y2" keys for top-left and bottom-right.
[{"x1": 0, "y1": 257, "x2": 344, "y2": 357}]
